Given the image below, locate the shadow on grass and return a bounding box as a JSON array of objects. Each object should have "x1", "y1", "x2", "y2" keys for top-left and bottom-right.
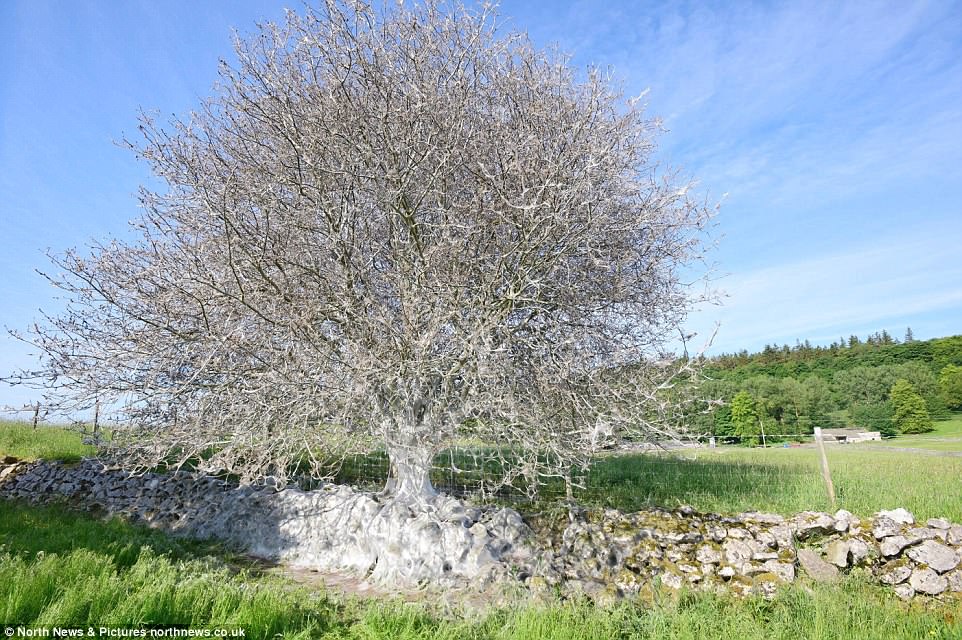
[
  {"x1": 0, "y1": 499, "x2": 260, "y2": 573},
  {"x1": 330, "y1": 449, "x2": 827, "y2": 515}
]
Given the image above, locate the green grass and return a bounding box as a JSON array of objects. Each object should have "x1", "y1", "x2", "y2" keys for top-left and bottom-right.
[
  {"x1": 866, "y1": 415, "x2": 962, "y2": 452},
  {"x1": 4, "y1": 418, "x2": 961, "y2": 522},
  {"x1": 0, "y1": 420, "x2": 95, "y2": 462},
  {"x1": 1, "y1": 500, "x2": 959, "y2": 638},
  {"x1": 573, "y1": 445, "x2": 962, "y2": 522}
]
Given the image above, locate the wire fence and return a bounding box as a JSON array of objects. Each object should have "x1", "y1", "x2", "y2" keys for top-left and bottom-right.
[
  {"x1": 328, "y1": 428, "x2": 865, "y2": 513},
  {"x1": 3, "y1": 403, "x2": 881, "y2": 514}
]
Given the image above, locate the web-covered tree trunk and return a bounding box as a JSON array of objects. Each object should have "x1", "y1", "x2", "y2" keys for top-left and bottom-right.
[{"x1": 383, "y1": 445, "x2": 437, "y2": 504}]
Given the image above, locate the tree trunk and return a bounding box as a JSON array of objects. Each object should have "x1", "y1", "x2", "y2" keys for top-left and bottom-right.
[{"x1": 383, "y1": 445, "x2": 437, "y2": 505}]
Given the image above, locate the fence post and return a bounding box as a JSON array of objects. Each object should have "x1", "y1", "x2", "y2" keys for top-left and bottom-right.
[
  {"x1": 93, "y1": 398, "x2": 101, "y2": 443},
  {"x1": 32, "y1": 402, "x2": 40, "y2": 429},
  {"x1": 813, "y1": 427, "x2": 837, "y2": 509}
]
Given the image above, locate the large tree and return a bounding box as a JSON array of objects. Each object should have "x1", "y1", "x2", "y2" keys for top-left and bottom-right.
[
  {"x1": 938, "y1": 364, "x2": 962, "y2": 410},
  {"x1": 889, "y1": 379, "x2": 933, "y2": 434},
  {"x1": 10, "y1": 0, "x2": 712, "y2": 502}
]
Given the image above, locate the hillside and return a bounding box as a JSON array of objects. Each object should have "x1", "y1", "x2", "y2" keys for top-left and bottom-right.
[{"x1": 688, "y1": 331, "x2": 962, "y2": 439}]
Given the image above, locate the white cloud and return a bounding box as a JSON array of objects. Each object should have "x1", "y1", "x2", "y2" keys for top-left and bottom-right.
[{"x1": 688, "y1": 231, "x2": 962, "y2": 352}]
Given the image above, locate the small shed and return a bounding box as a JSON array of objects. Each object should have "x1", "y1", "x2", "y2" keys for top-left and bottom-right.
[{"x1": 821, "y1": 428, "x2": 881, "y2": 443}]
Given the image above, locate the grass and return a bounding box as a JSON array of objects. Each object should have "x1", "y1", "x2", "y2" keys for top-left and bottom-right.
[
  {"x1": 0, "y1": 420, "x2": 95, "y2": 463},
  {"x1": 569, "y1": 444, "x2": 962, "y2": 522},
  {"x1": 866, "y1": 415, "x2": 962, "y2": 452},
  {"x1": 3, "y1": 419, "x2": 961, "y2": 521},
  {"x1": 1, "y1": 500, "x2": 959, "y2": 638}
]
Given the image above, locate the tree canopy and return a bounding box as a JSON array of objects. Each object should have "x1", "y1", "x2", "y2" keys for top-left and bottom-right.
[{"x1": 10, "y1": 0, "x2": 712, "y2": 500}]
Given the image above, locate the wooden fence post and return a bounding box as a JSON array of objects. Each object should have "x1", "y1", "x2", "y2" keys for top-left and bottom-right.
[
  {"x1": 93, "y1": 398, "x2": 101, "y2": 442},
  {"x1": 32, "y1": 402, "x2": 41, "y2": 429},
  {"x1": 814, "y1": 427, "x2": 837, "y2": 509}
]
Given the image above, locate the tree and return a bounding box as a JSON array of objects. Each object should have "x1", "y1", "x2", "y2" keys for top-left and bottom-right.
[
  {"x1": 889, "y1": 379, "x2": 933, "y2": 434},
  {"x1": 904, "y1": 327, "x2": 915, "y2": 343},
  {"x1": 938, "y1": 364, "x2": 962, "y2": 410},
  {"x1": 9, "y1": 1, "x2": 712, "y2": 503},
  {"x1": 730, "y1": 391, "x2": 759, "y2": 445},
  {"x1": 849, "y1": 402, "x2": 895, "y2": 437}
]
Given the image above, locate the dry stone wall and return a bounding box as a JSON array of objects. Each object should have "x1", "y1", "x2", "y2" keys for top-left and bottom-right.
[{"x1": 1, "y1": 456, "x2": 960, "y2": 603}]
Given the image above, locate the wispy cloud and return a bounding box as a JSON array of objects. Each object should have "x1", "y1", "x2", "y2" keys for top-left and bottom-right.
[
  {"x1": 504, "y1": 0, "x2": 962, "y2": 352},
  {"x1": 688, "y1": 230, "x2": 962, "y2": 352}
]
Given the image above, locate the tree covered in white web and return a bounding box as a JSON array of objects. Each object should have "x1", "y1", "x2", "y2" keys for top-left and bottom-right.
[{"x1": 9, "y1": 0, "x2": 715, "y2": 504}]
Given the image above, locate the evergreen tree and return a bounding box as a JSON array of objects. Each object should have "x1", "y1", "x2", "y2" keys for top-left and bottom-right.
[{"x1": 889, "y1": 379, "x2": 933, "y2": 434}]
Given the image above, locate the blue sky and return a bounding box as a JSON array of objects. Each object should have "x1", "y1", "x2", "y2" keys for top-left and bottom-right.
[{"x1": 1, "y1": 0, "x2": 961, "y2": 409}]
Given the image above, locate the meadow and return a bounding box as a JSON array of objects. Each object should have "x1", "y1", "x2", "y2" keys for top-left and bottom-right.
[{"x1": 2, "y1": 418, "x2": 961, "y2": 637}]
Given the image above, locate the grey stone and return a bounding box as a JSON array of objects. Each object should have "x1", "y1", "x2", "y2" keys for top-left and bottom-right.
[
  {"x1": 873, "y1": 517, "x2": 902, "y2": 540},
  {"x1": 723, "y1": 539, "x2": 754, "y2": 565},
  {"x1": 946, "y1": 570, "x2": 962, "y2": 593},
  {"x1": 880, "y1": 535, "x2": 910, "y2": 557},
  {"x1": 823, "y1": 540, "x2": 850, "y2": 568},
  {"x1": 762, "y1": 559, "x2": 796, "y2": 582},
  {"x1": 879, "y1": 561, "x2": 912, "y2": 585},
  {"x1": 893, "y1": 583, "x2": 915, "y2": 600},
  {"x1": 909, "y1": 567, "x2": 948, "y2": 595},
  {"x1": 742, "y1": 562, "x2": 769, "y2": 577},
  {"x1": 794, "y1": 512, "x2": 836, "y2": 539},
  {"x1": 660, "y1": 572, "x2": 684, "y2": 589},
  {"x1": 0, "y1": 464, "x2": 20, "y2": 480},
  {"x1": 739, "y1": 512, "x2": 785, "y2": 525},
  {"x1": 770, "y1": 524, "x2": 794, "y2": 549},
  {"x1": 708, "y1": 526, "x2": 727, "y2": 542},
  {"x1": 927, "y1": 518, "x2": 952, "y2": 530},
  {"x1": 833, "y1": 509, "x2": 857, "y2": 533},
  {"x1": 905, "y1": 527, "x2": 939, "y2": 545},
  {"x1": 948, "y1": 526, "x2": 962, "y2": 546},
  {"x1": 695, "y1": 545, "x2": 722, "y2": 565},
  {"x1": 848, "y1": 538, "x2": 871, "y2": 564},
  {"x1": 718, "y1": 565, "x2": 736, "y2": 578},
  {"x1": 755, "y1": 530, "x2": 777, "y2": 549},
  {"x1": 797, "y1": 548, "x2": 839, "y2": 583},
  {"x1": 905, "y1": 540, "x2": 960, "y2": 573},
  {"x1": 878, "y1": 508, "x2": 915, "y2": 525}
]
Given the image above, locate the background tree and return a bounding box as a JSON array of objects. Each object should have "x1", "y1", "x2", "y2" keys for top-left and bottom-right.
[
  {"x1": 849, "y1": 402, "x2": 895, "y2": 437},
  {"x1": 889, "y1": 379, "x2": 933, "y2": 434},
  {"x1": 730, "y1": 391, "x2": 759, "y2": 446},
  {"x1": 938, "y1": 364, "x2": 962, "y2": 410},
  {"x1": 9, "y1": 0, "x2": 712, "y2": 503}
]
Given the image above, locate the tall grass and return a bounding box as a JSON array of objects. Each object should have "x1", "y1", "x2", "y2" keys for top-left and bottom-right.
[
  {"x1": 579, "y1": 446, "x2": 962, "y2": 522},
  {"x1": 0, "y1": 420, "x2": 94, "y2": 462},
  {"x1": 4, "y1": 418, "x2": 961, "y2": 522}
]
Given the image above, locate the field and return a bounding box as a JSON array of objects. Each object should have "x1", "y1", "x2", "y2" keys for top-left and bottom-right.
[
  {"x1": 7, "y1": 419, "x2": 961, "y2": 522},
  {"x1": 0, "y1": 421, "x2": 95, "y2": 463},
  {"x1": 1, "y1": 419, "x2": 961, "y2": 638},
  {"x1": 583, "y1": 444, "x2": 962, "y2": 523},
  {"x1": 861, "y1": 415, "x2": 962, "y2": 452}
]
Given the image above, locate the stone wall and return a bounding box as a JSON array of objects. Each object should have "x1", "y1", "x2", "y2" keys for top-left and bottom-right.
[{"x1": 1, "y1": 456, "x2": 960, "y2": 602}]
